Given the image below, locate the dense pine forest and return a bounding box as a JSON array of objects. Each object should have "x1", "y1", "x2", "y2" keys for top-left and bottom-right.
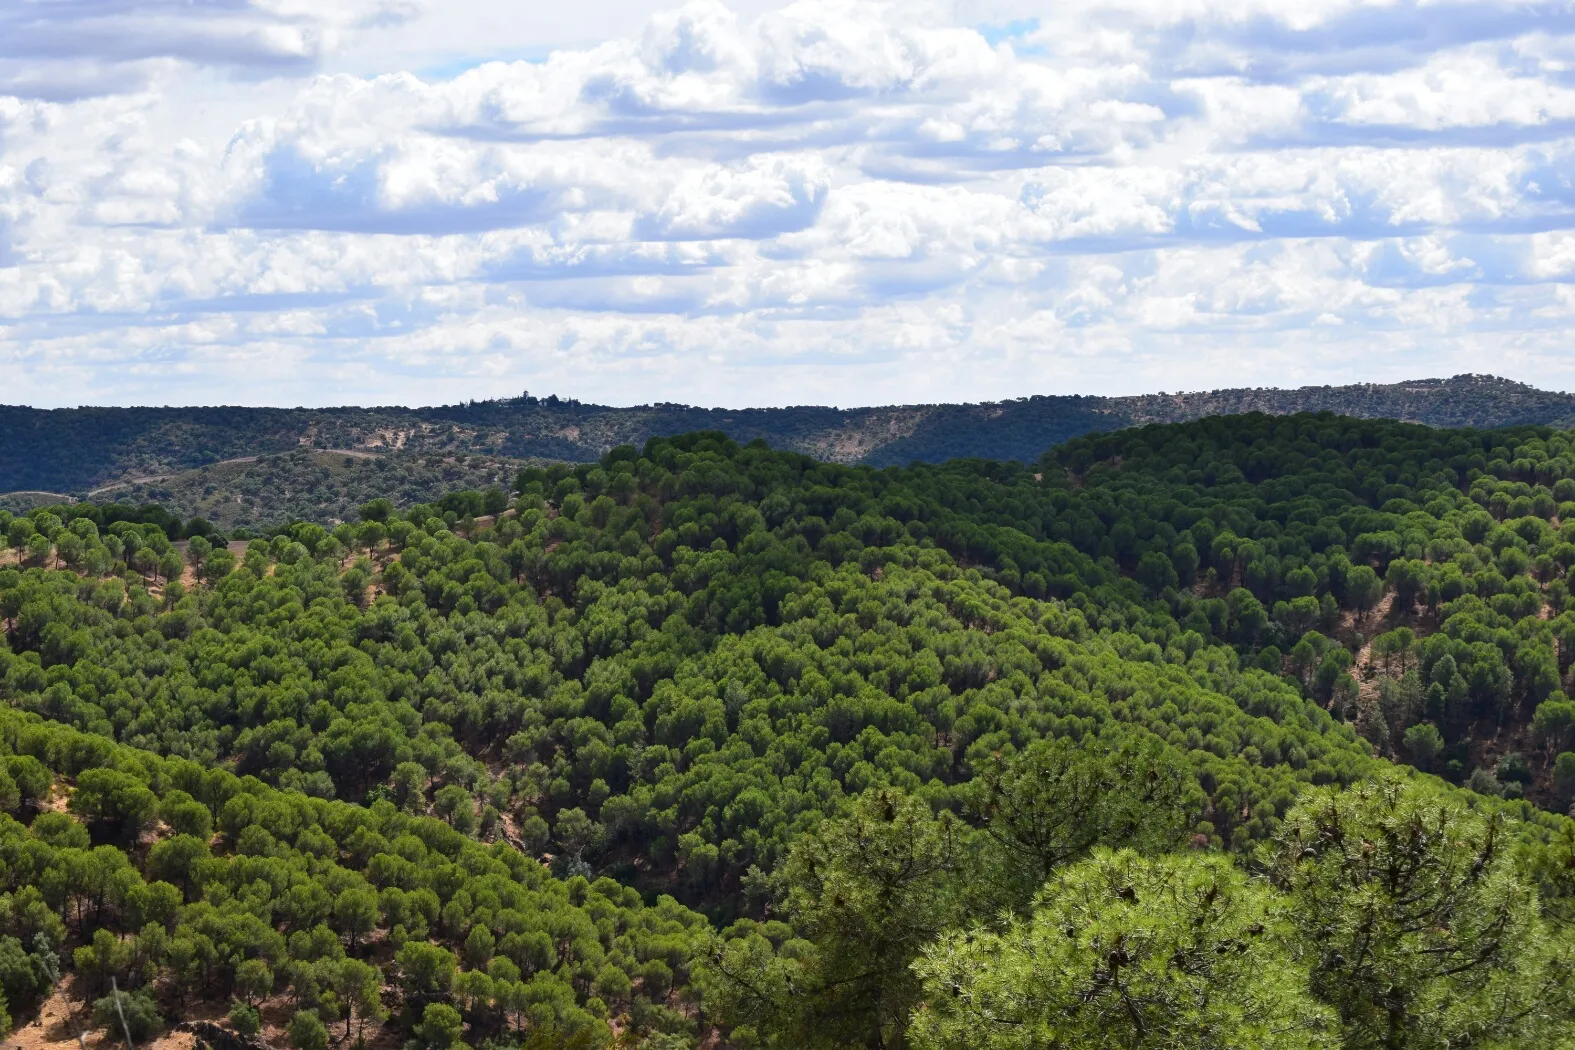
[{"x1": 2, "y1": 413, "x2": 1575, "y2": 1049}]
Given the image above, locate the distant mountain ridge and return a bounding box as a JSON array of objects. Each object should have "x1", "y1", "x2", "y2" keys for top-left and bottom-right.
[{"x1": 4, "y1": 373, "x2": 1573, "y2": 496}]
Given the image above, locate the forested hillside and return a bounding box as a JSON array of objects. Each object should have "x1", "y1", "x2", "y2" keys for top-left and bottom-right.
[
  {"x1": 95, "y1": 449, "x2": 529, "y2": 532},
  {"x1": 0, "y1": 417, "x2": 1574, "y2": 1049},
  {"x1": 7, "y1": 374, "x2": 1575, "y2": 497}
]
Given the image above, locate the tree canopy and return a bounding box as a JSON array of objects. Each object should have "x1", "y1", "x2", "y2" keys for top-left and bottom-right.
[{"x1": 0, "y1": 416, "x2": 1574, "y2": 1048}]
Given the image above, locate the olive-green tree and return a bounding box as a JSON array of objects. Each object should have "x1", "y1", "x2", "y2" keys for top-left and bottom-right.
[
  {"x1": 911, "y1": 849, "x2": 1335, "y2": 1050},
  {"x1": 708, "y1": 788, "x2": 969, "y2": 1049},
  {"x1": 968, "y1": 733, "x2": 1192, "y2": 912},
  {"x1": 1271, "y1": 776, "x2": 1575, "y2": 1049}
]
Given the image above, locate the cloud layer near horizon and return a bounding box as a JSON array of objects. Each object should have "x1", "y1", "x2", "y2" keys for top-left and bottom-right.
[{"x1": 3, "y1": 0, "x2": 1575, "y2": 408}]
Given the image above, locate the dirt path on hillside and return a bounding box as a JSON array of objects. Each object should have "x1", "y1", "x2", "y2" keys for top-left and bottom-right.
[
  {"x1": 1352, "y1": 591, "x2": 1397, "y2": 686},
  {"x1": 87, "y1": 459, "x2": 262, "y2": 497}
]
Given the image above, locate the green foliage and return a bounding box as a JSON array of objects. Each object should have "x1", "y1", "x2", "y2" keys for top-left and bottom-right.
[
  {"x1": 105, "y1": 449, "x2": 527, "y2": 532},
  {"x1": 968, "y1": 733, "x2": 1193, "y2": 911},
  {"x1": 234, "y1": 958, "x2": 273, "y2": 1005},
  {"x1": 229, "y1": 1000, "x2": 262, "y2": 1036},
  {"x1": 0, "y1": 936, "x2": 45, "y2": 1017},
  {"x1": 0, "y1": 708, "x2": 708, "y2": 1050},
  {"x1": 912, "y1": 849, "x2": 1335, "y2": 1050},
  {"x1": 289, "y1": 1009, "x2": 329, "y2": 1050},
  {"x1": 93, "y1": 988, "x2": 161, "y2": 1044},
  {"x1": 1402, "y1": 723, "x2": 1444, "y2": 771},
  {"x1": 69, "y1": 768, "x2": 157, "y2": 840},
  {"x1": 1533, "y1": 697, "x2": 1575, "y2": 755},
  {"x1": 2, "y1": 428, "x2": 1390, "y2": 909},
  {"x1": 1270, "y1": 776, "x2": 1575, "y2": 1048},
  {"x1": 1558, "y1": 752, "x2": 1575, "y2": 805},
  {"x1": 775, "y1": 788, "x2": 967, "y2": 1047},
  {"x1": 5, "y1": 417, "x2": 1575, "y2": 1050},
  {"x1": 415, "y1": 1003, "x2": 465, "y2": 1050}
]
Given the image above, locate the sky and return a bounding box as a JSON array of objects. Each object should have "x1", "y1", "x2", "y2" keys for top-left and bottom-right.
[{"x1": 3, "y1": 0, "x2": 1575, "y2": 409}]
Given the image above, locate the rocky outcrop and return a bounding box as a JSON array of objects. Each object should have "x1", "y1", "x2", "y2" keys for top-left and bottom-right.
[{"x1": 173, "y1": 1021, "x2": 275, "y2": 1050}]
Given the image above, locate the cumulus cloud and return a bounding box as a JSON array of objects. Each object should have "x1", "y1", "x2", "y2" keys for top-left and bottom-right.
[
  {"x1": 3, "y1": 0, "x2": 1575, "y2": 408},
  {"x1": 0, "y1": 0, "x2": 423, "y2": 99}
]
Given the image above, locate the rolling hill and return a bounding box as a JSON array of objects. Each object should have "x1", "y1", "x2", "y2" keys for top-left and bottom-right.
[
  {"x1": 5, "y1": 374, "x2": 1575, "y2": 499},
  {"x1": 83, "y1": 448, "x2": 530, "y2": 531},
  {"x1": 2, "y1": 416, "x2": 1575, "y2": 1050}
]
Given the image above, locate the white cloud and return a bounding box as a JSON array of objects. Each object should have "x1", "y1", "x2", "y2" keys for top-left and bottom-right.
[
  {"x1": 4, "y1": 0, "x2": 1575, "y2": 409},
  {"x1": 0, "y1": 0, "x2": 423, "y2": 99},
  {"x1": 1311, "y1": 49, "x2": 1575, "y2": 130}
]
